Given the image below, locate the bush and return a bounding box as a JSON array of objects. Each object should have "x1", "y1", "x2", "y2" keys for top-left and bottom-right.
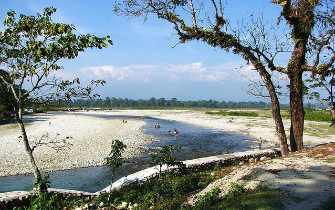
[
  {"x1": 12, "y1": 192, "x2": 85, "y2": 210},
  {"x1": 194, "y1": 187, "x2": 221, "y2": 209},
  {"x1": 305, "y1": 109, "x2": 333, "y2": 122},
  {"x1": 206, "y1": 110, "x2": 259, "y2": 117}
]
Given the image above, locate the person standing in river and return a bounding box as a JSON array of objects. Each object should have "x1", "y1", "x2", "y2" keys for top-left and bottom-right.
[{"x1": 258, "y1": 137, "x2": 263, "y2": 150}]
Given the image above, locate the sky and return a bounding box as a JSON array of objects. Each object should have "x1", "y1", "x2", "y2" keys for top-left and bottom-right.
[{"x1": 0, "y1": 0, "x2": 291, "y2": 102}]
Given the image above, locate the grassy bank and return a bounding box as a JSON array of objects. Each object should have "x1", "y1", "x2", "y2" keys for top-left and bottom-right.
[
  {"x1": 206, "y1": 109, "x2": 333, "y2": 123},
  {"x1": 12, "y1": 165, "x2": 287, "y2": 210}
]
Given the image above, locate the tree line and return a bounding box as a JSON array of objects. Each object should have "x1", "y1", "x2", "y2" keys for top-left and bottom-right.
[{"x1": 57, "y1": 97, "x2": 271, "y2": 109}]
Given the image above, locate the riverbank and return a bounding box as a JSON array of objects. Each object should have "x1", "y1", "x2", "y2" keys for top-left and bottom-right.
[
  {"x1": 0, "y1": 109, "x2": 333, "y2": 177},
  {"x1": 0, "y1": 112, "x2": 154, "y2": 176}
]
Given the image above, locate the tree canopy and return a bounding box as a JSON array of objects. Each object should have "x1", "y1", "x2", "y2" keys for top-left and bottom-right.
[{"x1": 0, "y1": 7, "x2": 112, "y2": 192}]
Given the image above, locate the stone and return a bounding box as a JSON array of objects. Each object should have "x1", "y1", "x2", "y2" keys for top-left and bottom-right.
[
  {"x1": 260, "y1": 157, "x2": 267, "y2": 161},
  {"x1": 117, "y1": 202, "x2": 128, "y2": 209},
  {"x1": 248, "y1": 158, "x2": 255, "y2": 163}
]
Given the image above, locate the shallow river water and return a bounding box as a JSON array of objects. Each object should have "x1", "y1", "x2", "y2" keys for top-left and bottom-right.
[{"x1": 0, "y1": 115, "x2": 255, "y2": 193}]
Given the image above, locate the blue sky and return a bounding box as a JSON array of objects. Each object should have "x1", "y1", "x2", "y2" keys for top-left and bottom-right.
[{"x1": 0, "y1": 0, "x2": 289, "y2": 102}]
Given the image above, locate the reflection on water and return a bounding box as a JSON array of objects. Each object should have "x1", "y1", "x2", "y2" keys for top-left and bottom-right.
[{"x1": 0, "y1": 115, "x2": 254, "y2": 193}]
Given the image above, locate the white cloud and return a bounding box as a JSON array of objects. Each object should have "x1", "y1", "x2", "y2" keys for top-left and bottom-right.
[
  {"x1": 79, "y1": 62, "x2": 238, "y2": 83},
  {"x1": 192, "y1": 71, "x2": 229, "y2": 82},
  {"x1": 79, "y1": 65, "x2": 157, "y2": 82},
  {"x1": 168, "y1": 62, "x2": 207, "y2": 73}
]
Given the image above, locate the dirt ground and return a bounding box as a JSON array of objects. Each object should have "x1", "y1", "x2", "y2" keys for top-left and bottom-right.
[{"x1": 187, "y1": 142, "x2": 335, "y2": 209}]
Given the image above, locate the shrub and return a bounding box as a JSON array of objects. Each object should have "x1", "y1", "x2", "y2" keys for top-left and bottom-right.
[
  {"x1": 194, "y1": 187, "x2": 221, "y2": 209},
  {"x1": 206, "y1": 110, "x2": 259, "y2": 117}
]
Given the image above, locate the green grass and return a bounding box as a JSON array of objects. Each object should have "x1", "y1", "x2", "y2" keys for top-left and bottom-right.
[
  {"x1": 206, "y1": 110, "x2": 259, "y2": 117},
  {"x1": 205, "y1": 108, "x2": 333, "y2": 123},
  {"x1": 304, "y1": 109, "x2": 333, "y2": 122},
  {"x1": 214, "y1": 185, "x2": 286, "y2": 210},
  {"x1": 326, "y1": 158, "x2": 335, "y2": 163},
  {"x1": 304, "y1": 123, "x2": 335, "y2": 137}
]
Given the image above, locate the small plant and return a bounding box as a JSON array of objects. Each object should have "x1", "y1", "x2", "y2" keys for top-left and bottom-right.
[
  {"x1": 225, "y1": 182, "x2": 245, "y2": 202},
  {"x1": 326, "y1": 158, "x2": 335, "y2": 163},
  {"x1": 206, "y1": 110, "x2": 259, "y2": 117},
  {"x1": 105, "y1": 140, "x2": 127, "y2": 184},
  {"x1": 195, "y1": 187, "x2": 221, "y2": 209},
  {"x1": 33, "y1": 174, "x2": 50, "y2": 193},
  {"x1": 149, "y1": 145, "x2": 185, "y2": 176}
]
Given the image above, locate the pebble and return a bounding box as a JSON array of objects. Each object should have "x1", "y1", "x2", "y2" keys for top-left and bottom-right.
[{"x1": 0, "y1": 113, "x2": 155, "y2": 177}]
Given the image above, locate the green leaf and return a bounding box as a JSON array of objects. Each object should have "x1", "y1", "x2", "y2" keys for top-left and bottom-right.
[{"x1": 281, "y1": 1, "x2": 287, "y2": 6}]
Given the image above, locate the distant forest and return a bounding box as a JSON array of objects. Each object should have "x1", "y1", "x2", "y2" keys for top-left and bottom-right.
[{"x1": 59, "y1": 97, "x2": 272, "y2": 109}]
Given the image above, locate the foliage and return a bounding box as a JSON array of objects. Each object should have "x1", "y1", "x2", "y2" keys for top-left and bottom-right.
[
  {"x1": 54, "y1": 97, "x2": 271, "y2": 109},
  {"x1": 224, "y1": 182, "x2": 245, "y2": 202},
  {"x1": 13, "y1": 192, "x2": 87, "y2": 210},
  {"x1": 105, "y1": 139, "x2": 127, "y2": 183},
  {"x1": 95, "y1": 170, "x2": 214, "y2": 208},
  {"x1": 206, "y1": 110, "x2": 259, "y2": 117},
  {"x1": 194, "y1": 187, "x2": 221, "y2": 209},
  {"x1": 11, "y1": 166, "x2": 287, "y2": 209},
  {"x1": 305, "y1": 109, "x2": 333, "y2": 122},
  {"x1": 33, "y1": 174, "x2": 50, "y2": 194},
  {"x1": 218, "y1": 185, "x2": 285, "y2": 210},
  {"x1": 326, "y1": 158, "x2": 335, "y2": 163},
  {"x1": 0, "y1": 7, "x2": 110, "y2": 103},
  {"x1": 148, "y1": 145, "x2": 185, "y2": 175},
  {"x1": 0, "y1": 7, "x2": 112, "y2": 193}
]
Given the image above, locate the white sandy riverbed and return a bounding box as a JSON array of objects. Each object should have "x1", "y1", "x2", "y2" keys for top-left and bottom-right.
[{"x1": 0, "y1": 109, "x2": 333, "y2": 176}]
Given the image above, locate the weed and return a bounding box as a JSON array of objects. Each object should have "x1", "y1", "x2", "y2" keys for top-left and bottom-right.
[
  {"x1": 218, "y1": 185, "x2": 285, "y2": 210},
  {"x1": 194, "y1": 187, "x2": 221, "y2": 209},
  {"x1": 326, "y1": 158, "x2": 335, "y2": 163},
  {"x1": 206, "y1": 110, "x2": 259, "y2": 117}
]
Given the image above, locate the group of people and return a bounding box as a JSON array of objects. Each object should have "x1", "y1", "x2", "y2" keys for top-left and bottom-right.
[
  {"x1": 167, "y1": 128, "x2": 179, "y2": 135},
  {"x1": 154, "y1": 122, "x2": 264, "y2": 148},
  {"x1": 155, "y1": 123, "x2": 178, "y2": 134},
  {"x1": 154, "y1": 123, "x2": 161, "y2": 129}
]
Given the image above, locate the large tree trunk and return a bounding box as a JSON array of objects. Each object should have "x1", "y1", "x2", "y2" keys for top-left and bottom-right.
[
  {"x1": 271, "y1": 96, "x2": 290, "y2": 156},
  {"x1": 14, "y1": 105, "x2": 45, "y2": 193},
  {"x1": 281, "y1": 0, "x2": 315, "y2": 152},
  {"x1": 289, "y1": 71, "x2": 305, "y2": 151},
  {"x1": 258, "y1": 66, "x2": 290, "y2": 156},
  {"x1": 287, "y1": 42, "x2": 307, "y2": 152},
  {"x1": 331, "y1": 108, "x2": 335, "y2": 127}
]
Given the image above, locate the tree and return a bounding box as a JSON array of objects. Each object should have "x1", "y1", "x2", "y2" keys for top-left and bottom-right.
[
  {"x1": 0, "y1": 7, "x2": 112, "y2": 193},
  {"x1": 105, "y1": 140, "x2": 127, "y2": 189},
  {"x1": 148, "y1": 145, "x2": 185, "y2": 200},
  {"x1": 149, "y1": 145, "x2": 185, "y2": 176},
  {"x1": 307, "y1": 68, "x2": 335, "y2": 126},
  {"x1": 304, "y1": 0, "x2": 335, "y2": 127},
  {"x1": 114, "y1": 0, "x2": 334, "y2": 155},
  {"x1": 114, "y1": 0, "x2": 289, "y2": 155},
  {"x1": 0, "y1": 70, "x2": 14, "y2": 117}
]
